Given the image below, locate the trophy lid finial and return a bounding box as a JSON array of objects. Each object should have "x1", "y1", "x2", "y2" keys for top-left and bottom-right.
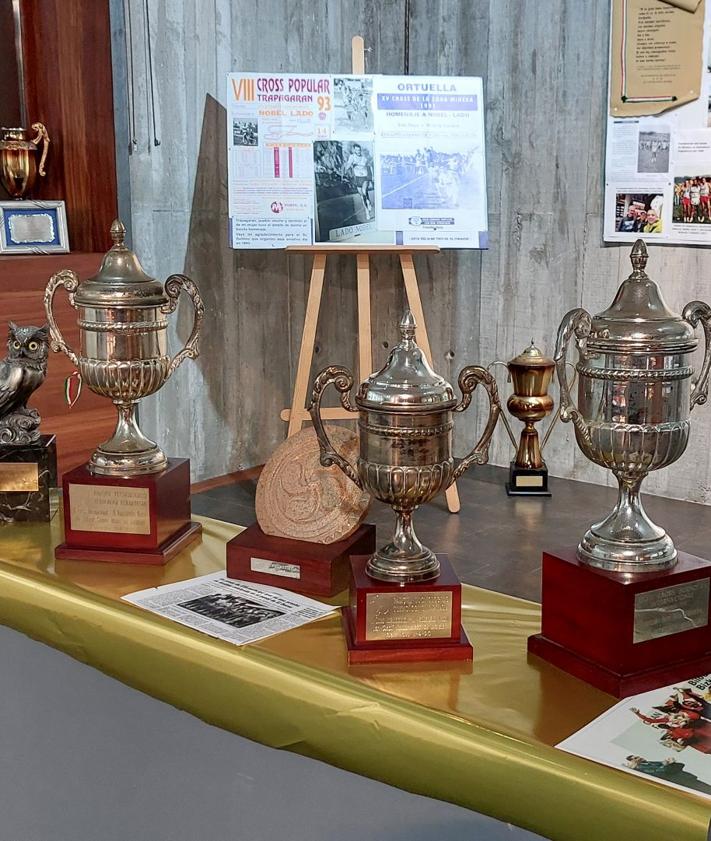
[
  {"x1": 110, "y1": 219, "x2": 126, "y2": 248},
  {"x1": 630, "y1": 238, "x2": 648, "y2": 274},
  {"x1": 399, "y1": 309, "x2": 417, "y2": 340}
]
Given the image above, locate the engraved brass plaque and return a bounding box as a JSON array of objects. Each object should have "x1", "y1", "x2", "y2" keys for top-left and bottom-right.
[
  {"x1": 68, "y1": 484, "x2": 151, "y2": 535},
  {"x1": 516, "y1": 475, "x2": 543, "y2": 488},
  {"x1": 634, "y1": 579, "x2": 710, "y2": 644},
  {"x1": 0, "y1": 463, "x2": 39, "y2": 492},
  {"x1": 365, "y1": 591, "x2": 453, "y2": 641},
  {"x1": 250, "y1": 557, "x2": 301, "y2": 579}
]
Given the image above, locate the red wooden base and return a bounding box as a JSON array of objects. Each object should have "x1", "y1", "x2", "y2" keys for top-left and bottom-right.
[
  {"x1": 342, "y1": 553, "x2": 473, "y2": 665},
  {"x1": 58, "y1": 458, "x2": 199, "y2": 563},
  {"x1": 529, "y1": 548, "x2": 711, "y2": 697},
  {"x1": 55, "y1": 520, "x2": 202, "y2": 566},
  {"x1": 226, "y1": 522, "x2": 375, "y2": 596}
]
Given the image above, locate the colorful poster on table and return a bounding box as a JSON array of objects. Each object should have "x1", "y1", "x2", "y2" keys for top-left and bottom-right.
[
  {"x1": 604, "y1": 0, "x2": 711, "y2": 244},
  {"x1": 226, "y1": 72, "x2": 488, "y2": 249},
  {"x1": 559, "y1": 674, "x2": 711, "y2": 801}
]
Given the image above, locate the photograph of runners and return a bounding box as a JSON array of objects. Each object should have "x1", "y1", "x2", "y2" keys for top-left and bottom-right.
[
  {"x1": 674, "y1": 176, "x2": 711, "y2": 223},
  {"x1": 637, "y1": 130, "x2": 670, "y2": 174},
  {"x1": 313, "y1": 140, "x2": 375, "y2": 241},
  {"x1": 333, "y1": 76, "x2": 373, "y2": 133},
  {"x1": 379, "y1": 146, "x2": 479, "y2": 211},
  {"x1": 233, "y1": 119, "x2": 258, "y2": 147}
]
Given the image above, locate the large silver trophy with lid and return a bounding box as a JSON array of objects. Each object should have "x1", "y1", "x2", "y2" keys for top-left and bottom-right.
[
  {"x1": 309, "y1": 311, "x2": 501, "y2": 584},
  {"x1": 43, "y1": 220, "x2": 204, "y2": 477},
  {"x1": 555, "y1": 239, "x2": 711, "y2": 573}
]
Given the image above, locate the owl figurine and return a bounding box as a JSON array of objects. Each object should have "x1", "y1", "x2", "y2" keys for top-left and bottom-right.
[{"x1": 0, "y1": 322, "x2": 50, "y2": 446}]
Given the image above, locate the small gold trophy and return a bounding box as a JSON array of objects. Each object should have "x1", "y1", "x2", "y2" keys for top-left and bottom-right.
[
  {"x1": 0, "y1": 123, "x2": 50, "y2": 199},
  {"x1": 499, "y1": 341, "x2": 555, "y2": 496}
]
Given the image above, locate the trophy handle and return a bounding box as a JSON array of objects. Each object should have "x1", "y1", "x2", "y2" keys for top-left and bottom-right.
[
  {"x1": 43, "y1": 269, "x2": 79, "y2": 366},
  {"x1": 554, "y1": 308, "x2": 592, "y2": 446},
  {"x1": 30, "y1": 122, "x2": 50, "y2": 177},
  {"x1": 451, "y1": 366, "x2": 501, "y2": 482},
  {"x1": 683, "y1": 300, "x2": 711, "y2": 411},
  {"x1": 162, "y1": 274, "x2": 205, "y2": 379},
  {"x1": 307, "y1": 365, "x2": 362, "y2": 488},
  {"x1": 539, "y1": 362, "x2": 577, "y2": 452}
]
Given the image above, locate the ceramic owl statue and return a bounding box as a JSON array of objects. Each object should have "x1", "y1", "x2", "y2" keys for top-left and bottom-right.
[{"x1": 0, "y1": 322, "x2": 49, "y2": 446}]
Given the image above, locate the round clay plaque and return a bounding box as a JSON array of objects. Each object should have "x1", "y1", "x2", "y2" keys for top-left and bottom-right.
[{"x1": 256, "y1": 426, "x2": 369, "y2": 544}]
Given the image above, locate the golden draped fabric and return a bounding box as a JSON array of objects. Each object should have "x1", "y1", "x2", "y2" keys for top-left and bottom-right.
[{"x1": 0, "y1": 513, "x2": 709, "y2": 840}]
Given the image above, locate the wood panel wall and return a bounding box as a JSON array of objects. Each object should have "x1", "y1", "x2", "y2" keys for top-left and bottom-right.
[
  {"x1": 0, "y1": 254, "x2": 117, "y2": 477},
  {"x1": 119, "y1": 0, "x2": 711, "y2": 507},
  {"x1": 19, "y1": 0, "x2": 118, "y2": 251}
]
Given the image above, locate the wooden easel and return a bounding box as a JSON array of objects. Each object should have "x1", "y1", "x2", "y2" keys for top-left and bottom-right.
[{"x1": 279, "y1": 39, "x2": 460, "y2": 513}]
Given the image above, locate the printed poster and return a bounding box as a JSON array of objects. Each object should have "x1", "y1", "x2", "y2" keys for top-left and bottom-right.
[
  {"x1": 604, "y1": 0, "x2": 711, "y2": 244},
  {"x1": 226, "y1": 73, "x2": 488, "y2": 249},
  {"x1": 559, "y1": 674, "x2": 711, "y2": 801}
]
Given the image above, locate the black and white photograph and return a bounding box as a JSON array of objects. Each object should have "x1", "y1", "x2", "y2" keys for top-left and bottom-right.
[
  {"x1": 333, "y1": 76, "x2": 373, "y2": 133},
  {"x1": 380, "y1": 147, "x2": 479, "y2": 210},
  {"x1": 178, "y1": 593, "x2": 285, "y2": 628},
  {"x1": 232, "y1": 119, "x2": 258, "y2": 146},
  {"x1": 637, "y1": 130, "x2": 670, "y2": 174},
  {"x1": 313, "y1": 140, "x2": 375, "y2": 241}
]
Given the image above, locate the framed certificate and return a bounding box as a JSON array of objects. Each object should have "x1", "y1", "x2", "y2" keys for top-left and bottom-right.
[{"x1": 0, "y1": 200, "x2": 69, "y2": 254}]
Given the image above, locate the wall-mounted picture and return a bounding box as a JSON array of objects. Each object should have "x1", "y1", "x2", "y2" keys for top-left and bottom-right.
[
  {"x1": 674, "y1": 176, "x2": 711, "y2": 223},
  {"x1": 637, "y1": 130, "x2": 670, "y2": 174},
  {"x1": 614, "y1": 192, "x2": 663, "y2": 234}
]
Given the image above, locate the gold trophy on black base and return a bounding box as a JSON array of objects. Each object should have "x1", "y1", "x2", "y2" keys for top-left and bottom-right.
[{"x1": 492, "y1": 341, "x2": 556, "y2": 496}]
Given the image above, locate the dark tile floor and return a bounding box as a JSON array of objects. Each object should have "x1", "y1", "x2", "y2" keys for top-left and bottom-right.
[{"x1": 193, "y1": 465, "x2": 711, "y2": 602}]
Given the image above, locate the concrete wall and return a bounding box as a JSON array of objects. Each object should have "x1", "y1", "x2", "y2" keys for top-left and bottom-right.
[{"x1": 116, "y1": 0, "x2": 711, "y2": 505}]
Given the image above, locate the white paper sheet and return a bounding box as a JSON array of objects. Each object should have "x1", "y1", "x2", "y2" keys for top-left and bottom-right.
[
  {"x1": 559, "y1": 674, "x2": 711, "y2": 800},
  {"x1": 604, "y1": 2, "x2": 711, "y2": 243},
  {"x1": 123, "y1": 572, "x2": 335, "y2": 645}
]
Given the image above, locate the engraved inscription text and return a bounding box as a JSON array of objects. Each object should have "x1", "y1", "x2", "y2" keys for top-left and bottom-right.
[
  {"x1": 0, "y1": 463, "x2": 39, "y2": 492},
  {"x1": 634, "y1": 579, "x2": 710, "y2": 644},
  {"x1": 69, "y1": 484, "x2": 151, "y2": 534},
  {"x1": 365, "y1": 591, "x2": 453, "y2": 641}
]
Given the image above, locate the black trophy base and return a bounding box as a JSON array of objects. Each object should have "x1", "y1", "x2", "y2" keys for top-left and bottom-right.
[
  {"x1": 506, "y1": 461, "x2": 550, "y2": 497},
  {"x1": 0, "y1": 434, "x2": 57, "y2": 522}
]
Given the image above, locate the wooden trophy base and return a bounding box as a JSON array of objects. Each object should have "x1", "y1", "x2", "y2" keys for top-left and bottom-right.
[
  {"x1": 343, "y1": 554, "x2": 473, "y2": 665},
  {"x1": 529, "y1": 548, "x2": 711, "y2": 697},
  {"x1": 0, "y1": 434, "x2": 57, "y2": 522},
  {"x1": 226, "y1": 522, "x2": 376, "y2": 597},
  {"x1": 505, "y1": 461, "x2": 550, "y2": 496},
  {"x1": 56, "y1": 458, "x2": 201, "y2": 565}
]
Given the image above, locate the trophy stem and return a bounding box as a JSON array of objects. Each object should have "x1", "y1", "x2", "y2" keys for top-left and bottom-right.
[
  {"x1": 90, "y1": 401, "x2": 168, "y2": 477},
  {"x1": 515, "y1": 421, "x2": 544, "y2": 469},
  {"x1": 366, "y1": 508, "x2": 440, "y2": 583},
  {"x1": 578, "y1": 474, "x2": 677, "y2": 572}
]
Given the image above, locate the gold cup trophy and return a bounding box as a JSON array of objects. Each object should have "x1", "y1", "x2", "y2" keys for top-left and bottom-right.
[{"x1": 492, "y1": 341, "x2": 557, "y2": 496}]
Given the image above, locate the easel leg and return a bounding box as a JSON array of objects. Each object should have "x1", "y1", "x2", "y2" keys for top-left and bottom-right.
[
  {"x1": 285, "y1": 253, "x2": 327, "y2": 437},
  {"x1": 356, "y1": 252, "x2": 373, "y2": 380},
  {"x1": 400, "y1": 253, "x2": 461, "y2": 514}
]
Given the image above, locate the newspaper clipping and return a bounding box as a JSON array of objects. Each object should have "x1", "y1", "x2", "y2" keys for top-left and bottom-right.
[
  {"x1": 604, "y1": 1, "x2": 711, "y2": 244},
  {"x1": 559, "y1": 674, "x2": 711, "y2": 800},
  {"x1": 123, "y1": 572, "x2": 335, "y2": 645},
  {"x1": 226, "y1": 72, "x2": 487, "y2": 249}
]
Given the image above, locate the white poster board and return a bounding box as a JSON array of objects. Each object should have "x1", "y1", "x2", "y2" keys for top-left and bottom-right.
[
  {"x1": 604, "y1": 1, "x2": 711, "y2": 244},
  {"x1": 226, "y1": 73, "x2": 488, "y2": 249}
]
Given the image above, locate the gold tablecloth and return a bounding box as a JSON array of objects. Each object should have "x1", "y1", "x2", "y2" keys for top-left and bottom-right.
[{"x1": 0, "y1": 513, "x2": 710, "y2": 841}]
